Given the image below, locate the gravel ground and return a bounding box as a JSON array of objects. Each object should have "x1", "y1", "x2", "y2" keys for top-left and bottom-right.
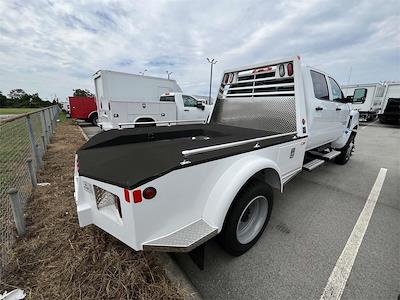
[{"x1": 0, "y1": 119, "x2": 185, "y2": 299}]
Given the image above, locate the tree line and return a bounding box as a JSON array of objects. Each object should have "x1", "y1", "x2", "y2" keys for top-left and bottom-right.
[
  {"x1": 0, "y1": 88, "x2": 95, "y2": 108},
  {"x1": 0, "y1": 89, "x2": 54, "y2": 108}
]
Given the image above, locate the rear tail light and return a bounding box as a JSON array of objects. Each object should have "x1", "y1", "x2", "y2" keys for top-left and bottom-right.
[
  {"x1": 143, "y1": 187, "x2": 157, "y2": 199},
  {"x1": 279, "y1": 64, "x2": 285, "y2": 77},
  {"x1": 133, "y1": 190, "x2": 142, "y2": 203},
  {"x1": 287, "y1": 63, "x2": 293, "y2": 76}
]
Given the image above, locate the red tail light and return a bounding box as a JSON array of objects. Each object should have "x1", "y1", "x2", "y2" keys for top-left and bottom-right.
[
  {"x1": 287, "y1": 63, "x2": 293, "y2": 76},
  {"x1": 143, "y1": 187, "x2": 157, "y2": 199},
  {"x1": 133, "y1": 190, "x2": 142, "y2": 203},
  {"x1": 124, "y1": 188, "x2": 131, "y2": 203}
]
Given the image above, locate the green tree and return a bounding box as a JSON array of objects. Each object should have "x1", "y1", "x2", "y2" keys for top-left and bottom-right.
[
  {"x1": 73, "y1": 89, "x2": 95, "y2": 98},
  {"x1": 0, "y1": 91, "x2": 8, "y2": 107}
]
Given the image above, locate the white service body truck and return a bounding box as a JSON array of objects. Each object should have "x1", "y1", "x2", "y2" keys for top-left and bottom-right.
[
  {"x1": 378, "y1": 81, "x2": 400, "y2": 124},
  {"x1": 75, "y1": 56, "x2": 358, "y2": 267},
  {"x1": 341, "y1": 83, "x2": 385, "y2": 121},
  {"x1": 93, "y1": 70, "x2": 211, "y2": 130}
]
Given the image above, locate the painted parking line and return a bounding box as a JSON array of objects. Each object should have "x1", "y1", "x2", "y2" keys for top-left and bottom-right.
[{"x1": 320, "y1": 168, "x2": 388, "y2": 300}]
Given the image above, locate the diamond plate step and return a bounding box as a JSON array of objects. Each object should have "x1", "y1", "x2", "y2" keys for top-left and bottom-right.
[
  {"x1": 303, "y1": 158, "x2": 325, "y2": 171},
  {"x1": 143, "y1": 220, "x2": 218, "y2": 252},
  {"x1": 309, "y1": 150, "x2": 341, "y2": 161}
]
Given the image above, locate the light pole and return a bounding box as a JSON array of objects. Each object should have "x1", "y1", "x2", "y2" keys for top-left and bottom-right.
[
  {"x1": 207, "y1": 58, "x2": 217, "y2": 104},
  {"x1": 166, "y1": 71, "x2": 173, "y2": 80}
]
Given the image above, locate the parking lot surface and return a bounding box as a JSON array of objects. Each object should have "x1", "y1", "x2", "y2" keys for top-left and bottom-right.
[
  {"x1": 173, "y1": 122, "x2": 400, "y2": 300},
  {"x1": 79, "y1": 121, "x2": 399, "y2": 300}
]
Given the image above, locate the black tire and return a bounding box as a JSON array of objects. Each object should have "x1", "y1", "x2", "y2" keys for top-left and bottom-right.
[
  {"x1": 90, "y1": 114, "x2": 98, "y2": 126},
  {"x1": 219, "y1": 180, "x2": 273, "y2": 256},
  {"x1": 335, "y1": 133, "x2": 355, "y2": 165}
]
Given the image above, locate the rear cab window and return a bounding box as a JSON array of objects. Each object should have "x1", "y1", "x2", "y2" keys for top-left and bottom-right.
[
  {"x1": 328, "y1": 77, "x2": 344, "y2": 101},
  {"x1": 160, "y1": 95, "x2": 175, "y2": 102},
  {"x1": 352, "y1": 88, "x2": 367, "y2": 103},
  {"x1": 310, "y1": 70, "x2": 329, "y2": 100}
]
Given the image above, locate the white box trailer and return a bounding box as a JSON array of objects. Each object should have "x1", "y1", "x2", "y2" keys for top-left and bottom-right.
[
  {"x1": 341, "y1": 83, "x2": 385, "y2": 121},
  {"x1": 93, "y1": 70, "x2": 183, "y2": 130},
  {"x1": 378, "y1": 81, "x2": 400, "y2": 124}
]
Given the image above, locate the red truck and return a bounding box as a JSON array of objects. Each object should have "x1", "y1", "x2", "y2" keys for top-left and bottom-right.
[{"x1": 69, "y1": 96, "x2": 98, "y2": 125}]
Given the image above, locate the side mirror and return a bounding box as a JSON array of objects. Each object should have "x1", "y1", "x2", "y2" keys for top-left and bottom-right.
[
  {"x1": 344, "y1": 96, "x2": 353, "y2": 103},
  {"x1": 196, "y1": 101, "x2": 205, "y2": 110}
]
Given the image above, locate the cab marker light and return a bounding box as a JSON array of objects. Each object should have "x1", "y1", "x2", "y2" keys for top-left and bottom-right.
[{"x1": 287, "y1": 63, "x2": 293, "y2": 76}]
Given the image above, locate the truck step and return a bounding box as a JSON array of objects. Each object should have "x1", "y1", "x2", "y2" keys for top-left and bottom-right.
[
  {"x1": 143, "y1": 220, "x2": 218, "y2": 252},
  {"x1": 303, "y1": 159, "x2": 325, "y2": 171},
  {"x1": 309, "y1": 150, "x2": 341, "y2": 161}
]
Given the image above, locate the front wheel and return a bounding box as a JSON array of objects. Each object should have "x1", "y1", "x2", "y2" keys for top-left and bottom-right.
[
  {"x1": 219, "y1": 181, "x2": 273, "y2": 256},
  {"x1": 90, "y1": 114, "x2": 98, "y2": 126},
  {"x1": 335, "y1": 134, "x2": 355, "y2": 165}
]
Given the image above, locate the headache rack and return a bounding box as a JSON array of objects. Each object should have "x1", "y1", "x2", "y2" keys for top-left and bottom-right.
[{"x1": 219, "y1": 60, "x2": 295, "y2": 99}]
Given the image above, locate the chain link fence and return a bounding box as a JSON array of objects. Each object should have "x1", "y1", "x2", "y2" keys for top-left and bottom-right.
[{"x1": 0, "y1": 105, "x2": 60, "y2": 280}]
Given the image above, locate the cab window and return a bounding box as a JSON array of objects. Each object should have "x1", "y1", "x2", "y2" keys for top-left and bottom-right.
[
  {"x1": 310, "y1": 70, "x2": 329, "y2": 100},
  {"x1": 353, "y1": 88, "x2": 367, "y2": 103},
  {"x1": 328, "y1": 77, "x2": 344, "y2": 101},
  {"x1": 160, "y1": 95, "x2": 175, "y2": 102},
  {"x1": 183, "y1": 95, "x2": 198, "y2": 107}
]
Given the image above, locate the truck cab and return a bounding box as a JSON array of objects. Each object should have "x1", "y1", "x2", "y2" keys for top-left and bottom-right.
[{"x1": 159, "y1": 92, "x2": 212, "y2": 123}]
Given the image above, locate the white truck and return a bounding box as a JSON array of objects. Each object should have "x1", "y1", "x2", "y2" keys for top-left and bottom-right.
[
  {"x1": 93, "y1": 70, "x2": 212, "y2": 130},
  {"x1": 75, "y1": 56, "x2": 359, "y2": 268},
  {"x1": 341, "y1": 83, "x2": 385, "y2": 121},
  {"x1": 378, "y1": 81, "x2": 400, "y2": 124}
]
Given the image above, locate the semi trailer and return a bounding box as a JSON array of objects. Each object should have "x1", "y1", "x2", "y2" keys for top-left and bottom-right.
[{"x1": 74, "y1": 56, "x2": 358, "y2": 268}]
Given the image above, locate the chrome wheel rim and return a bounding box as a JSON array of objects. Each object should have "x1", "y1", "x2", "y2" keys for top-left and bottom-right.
[{"x1": 236, "y1": 195, "x2": 268, "y2": 244}]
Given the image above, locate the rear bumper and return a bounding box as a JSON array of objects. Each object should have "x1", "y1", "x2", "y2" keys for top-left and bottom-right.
[{"x1": 74, "y1": 174, "x2": 216, "y2": 252}]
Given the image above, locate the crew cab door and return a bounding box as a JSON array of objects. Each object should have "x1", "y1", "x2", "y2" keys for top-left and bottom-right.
[
  {"x1": 327, "y1": 77, "x2": 349, "y2": 133},
  {"x1": 307, "y1": 70, "x2": 339, "y2": 149}
]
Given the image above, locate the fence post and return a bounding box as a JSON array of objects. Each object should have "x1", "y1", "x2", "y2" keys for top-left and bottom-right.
[
  {"x1": 7, "y1": 188, "x2": 26, "y2": 236},
  {"x1": 26, "y1": 159, "x2": 37, "y2": 188},
  {"x1": 41, "y1": 135, "x2": 46, "y2": 153},
  {"x1": 35, "y1": 144, "x2": 43, "y2": 165},
  {"x1": 47, "y1": 108, "x2": 53, "y2": 135},
  {"x1": 26, "y1": 115, "x2": 41, "y2": 169},
  {"x1": 40, "y1": 110, "x2": 48, "y2": 147}
]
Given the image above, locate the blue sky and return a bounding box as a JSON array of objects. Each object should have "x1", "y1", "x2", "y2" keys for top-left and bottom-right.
[{"x1": 0, "y1": 0, "x2": 399, "y2": 101}]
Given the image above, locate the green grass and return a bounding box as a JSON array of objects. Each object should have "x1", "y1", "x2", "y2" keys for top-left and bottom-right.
[{"x1": 0, "y1": 108, "x2": 38, "y2": 115}]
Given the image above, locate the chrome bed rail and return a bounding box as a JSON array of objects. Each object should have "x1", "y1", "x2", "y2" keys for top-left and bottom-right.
[
  {"x1": 118, "y1": 119, "x2": 206, "y2": 129},
  {"x1": 180, "y1": 131, "x2": 298, "y2": 165}
]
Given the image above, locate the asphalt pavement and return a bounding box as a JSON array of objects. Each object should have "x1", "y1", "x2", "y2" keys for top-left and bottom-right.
[
  {"x1": 173, "y1": 121, "x2": 400, "y2": 300},
  {"x1": 79, "y1": 120, "x2": 399, "y2": 300}
]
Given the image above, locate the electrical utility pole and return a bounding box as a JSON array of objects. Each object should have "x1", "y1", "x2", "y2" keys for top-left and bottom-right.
[
  {"x1": 166, "y1": 71, "x2": 173, "y2": 80},
  {"x1": 207, "y1": 58, "x2": 217, "y2": 104}
]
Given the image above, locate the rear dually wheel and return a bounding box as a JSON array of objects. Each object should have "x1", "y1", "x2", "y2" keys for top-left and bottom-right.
[{"x1": 219, "y1": 180, "x2": 273, "y2": 256}]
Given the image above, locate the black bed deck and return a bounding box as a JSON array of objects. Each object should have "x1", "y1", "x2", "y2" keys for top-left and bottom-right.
[{"x1": 77, "y1": 124, "x2": 296, "y2": 189}]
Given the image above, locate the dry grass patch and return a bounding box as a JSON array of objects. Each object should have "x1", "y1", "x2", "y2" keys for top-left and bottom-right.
[{"x1": 1, "y1": 121, "x2": 185, "y2": 300}]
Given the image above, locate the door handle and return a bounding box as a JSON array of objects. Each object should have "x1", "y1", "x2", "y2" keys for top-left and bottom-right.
[
  {"x1": 184, "y1": 109, "x2": 189, "y2": 112},
  {"x1": 336, "y1": 107, "x2": 342, "y2": 111},
  {"x1": 315, "y1": 107, "x2": 323, "y2": 111}
]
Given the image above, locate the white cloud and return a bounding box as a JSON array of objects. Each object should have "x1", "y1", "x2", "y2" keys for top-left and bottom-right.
[{"x1": 0, "y1": 0, "x2": 398, "y2": 101}]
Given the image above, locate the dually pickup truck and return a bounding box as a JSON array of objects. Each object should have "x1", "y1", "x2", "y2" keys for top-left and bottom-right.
[{"x1": 74, "y1": 56, "x2": 359, "y2": 268}]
